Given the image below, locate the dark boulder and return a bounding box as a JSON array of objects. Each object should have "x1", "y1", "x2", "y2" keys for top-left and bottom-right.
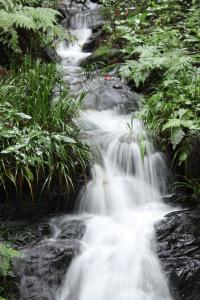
[
  {"x1": 15, "y1": 218, "x2": 85, "y2": 300},
  {"x1": 58, "y1": 1, "x2": 103, "y2": 29},
  {"x1": 82, "y1": 76, "x2": 141, "y2": 111},
  {"x1": 156, "y1": 209, "x2": 200, "y2": 300},
  {"x1": 186, "y1": 135, "x2": 200, "y2": 179},
  {"x1": 82, "y1": 30, "x2": 103, "y2": 52}
]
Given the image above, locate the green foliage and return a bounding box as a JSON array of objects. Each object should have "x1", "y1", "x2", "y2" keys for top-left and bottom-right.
[
  {"x1": 140, "y1": 67, "x2": 200, "y2": 160},
  {"x1": 0, "y1": 244, "x2": 19, "y2": 277},
  {"x1": 101, "y1": 0, "x2": 200, "y2": 196},
  {"x1": 0, "y1": 0, "x2": 64, "y2": 55},
  {"x1": 0, "y1": 58, "x2": 90, "y2": 202},
  {"x1": 0, "y1": 243, "x2": 19, "y2": 300}
]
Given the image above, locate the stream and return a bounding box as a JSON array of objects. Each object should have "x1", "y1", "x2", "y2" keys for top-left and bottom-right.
[{"x1": 17, "y1": 1, "x2": 174, "y2": 299}]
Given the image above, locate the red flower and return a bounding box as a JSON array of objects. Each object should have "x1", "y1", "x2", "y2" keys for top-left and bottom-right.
[{"x1": 104, "y1": 74, "x2": 112, "y2": 81}]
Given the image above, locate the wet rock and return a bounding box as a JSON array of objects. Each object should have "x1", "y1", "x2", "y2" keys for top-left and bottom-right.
[
  {"x1": 83, "y1": 76, "x2": 141, "y2": 111},
  {"x1": 59, "y1": 1, "x2": 103, "y2": 29},
  {"x1": 82, "y1": 48, "x2": 122, "y2": 67},
  {"x1": 1, "y1": 221, "x2": 50, "y2": 249},
  {"x1": 0, "y1": 208, "x2": 51, "y2": 249},
  {"x1": 43, "y1": 47, "x2": 59, "y2": 62},
  {"x1": 113, "y1": 84, "x2": 123, "y2": 89},
  {"x1": 82, "y1": 30, "x2": 102, "y2": 52},
  {"x1": 156, "y1": 210, "x2": 200, "y2": 300},
  {"x1": 15, "y1": 219, "x2": 85, "y2": 300},
  {"x1": 163, "y1": 193, "x2": 198, "y2": 209},
  {"x1": 58, "y1": 4, "x2": 68, "y2": 18},
  {"x1": 56, "y1": 218, "x2": 86, "y2": 240},
  {"x1": 186, "y1": 135, "x2": 200, "y2": 179}
]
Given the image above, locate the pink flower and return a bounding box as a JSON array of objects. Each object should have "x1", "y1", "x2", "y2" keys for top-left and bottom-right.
[{"x1": 104, "y1": 75, "x2": 112, "y2": 81}]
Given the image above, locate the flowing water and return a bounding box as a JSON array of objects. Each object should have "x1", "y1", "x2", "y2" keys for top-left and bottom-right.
[
  {"x1": 18, "y1": 1, "x2": 174, "y2": 299},
  {"x1": 54, "y1": 2, "x2": 173, "y2": 300}
]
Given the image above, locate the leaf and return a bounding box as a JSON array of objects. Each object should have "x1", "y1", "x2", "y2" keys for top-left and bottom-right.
[
  {"x1": 0, "y1": 243, "x2": 19, "y2": 277},
  {"x1": 5, "y1": 170, "x2": 16, "y2": 186},
  {"x1": 183, "y1": 120, "x2": 199, "y2": 130},
  {"x1": 52, "y1": 134, "x2": 76, "y2": 144},
  {"x1": 14, "y1": 112, "x2": 32, "y2": 120},
  {"x1": 170, "y1": 127, "x2": 185, "y2": 149},
  {"x1": 162, "y1": 118, "x2": 182, "y2": 131},
  {"x1": 0, "y1": 129, "x2": 19, "y2": 138},
  {"x1": 25, "y1": 166, "x2": 34, "y2": 182},
  {"x1": 179, "y1": 151, "x2": 188, "y2": 164},
  {"x1": 1, "y1": 143, "x2": 26, "y2": 154}
]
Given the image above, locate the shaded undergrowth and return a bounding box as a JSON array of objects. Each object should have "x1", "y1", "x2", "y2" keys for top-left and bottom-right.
[{"x1": 95, "y1": 0, "x2": 200, "y2": 200}]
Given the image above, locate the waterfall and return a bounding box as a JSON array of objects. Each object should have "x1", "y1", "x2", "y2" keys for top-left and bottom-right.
[{"x1": 54, "y1": 1, "x2": 173, "y2": 300}]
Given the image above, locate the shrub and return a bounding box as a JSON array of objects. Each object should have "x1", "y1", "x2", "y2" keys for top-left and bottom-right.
[
  {"x1": 101, "y1": 0, "x2": 200, "y2": 197},
  {"x1": 0, "y1": 243, "x2": 19, "y2": 300},
  {"x1": 0, "y1": 0, "x2": 65, "y2": 63},
  {"x1": 0, "y1": 58, "x2": 90, "y2": 203}
]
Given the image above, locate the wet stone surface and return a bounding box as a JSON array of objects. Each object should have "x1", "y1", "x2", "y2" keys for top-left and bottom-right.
[
  {"x1": 15, "y1": 219, "x2": 85, "y2": 300},
  {"x1": 186, "y1": 135, "x2": 200, "y2": 179},
  {"x1": 156, "y1": 209, "x2": 200, "y2": 300},
  {"x1": 11, "y1": 1, "x2": 200, "y2": 299},
  {"x1": 83, "y1": 77, "x2": 140, "y2": 111},
  {"x1": 59, "y1": 0, "x2": 103, "y2": 29}
]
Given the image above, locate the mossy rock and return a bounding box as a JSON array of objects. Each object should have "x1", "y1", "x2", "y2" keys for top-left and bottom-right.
[{"x1": 81, "y1": 45, "x2": 123, "y2": 68}]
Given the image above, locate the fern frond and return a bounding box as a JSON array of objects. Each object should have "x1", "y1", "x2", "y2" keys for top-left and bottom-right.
[
  {"x1": 120, "y1": 60, "x2": 151, "y2": 87},
  {"x1": 0, "y1": 2, "x2": 64, "y2": 53},
  {"x1": 0, "y1": 243, "x2": 19, "y2": 277},
  {"x1": 0, "y1": 83, "x2": 15, "y2": 98},
  {"x1": 120, "y1": 63, "x2": 131, "y2": 78},
  {"x1": 22, "y1": 7, "x2": 59, "y2": 29},
  {"x1": 133, "y1": 45, "x2": 160, "y2": 58},
  {"x1": 165, "y1": 48, "x2": 194, "y2": 72},
  {"x1": 0, "y1": 10, "x2": 13, "y2": 30},
  {"x1": 0, "y1": 0, "x2": 14, "y2": 11},
  {"x1": 163, "y1": 118, "x2": 182, "y2": 130},
  {"x1": 170, "y1": 127, "x2": 185, "y2": 149}
]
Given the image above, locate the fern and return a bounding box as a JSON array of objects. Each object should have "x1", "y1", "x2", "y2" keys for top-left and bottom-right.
[
  {"x1": 170, "y1": 127, "x2": 185, "y2": 149},
  {"x1": 119, "y1": 27, "x2": 194, "y2": 87},
  {"x1": 0, "y1": 0, "x2": 64, "y2": 53},
  {"x1": 120, "y1": 63, "x2": 131, "y2": 78},
  {"x1": 0, "y1": 0, "x2": 41, "y2": 10},
  {"x1": 0, "y1": 243, "x2": 19, "y2": 277},
  {"x1": 0, "y1": 11, "x2": 13, "y2": 30},
  {"x1": 0, "y1": 83, "x2": 15, "y2": 97},
  {"x1": 13, "y1": 13, "x2": 37, "y2": 30},
  {"x1": 165, "y1": 48, "x2": 194, "y2": 73},
  {"x1": 0, "y1": 0, "x2": 14, "y2": 11},
  {"x1": 106, "y1": 0, "x2": 200, "y2": 175},
  {"x1": 120, "y1": 60, "x2": 151, "y2": 87},
  {"x1": 162, "y1": 118, "x2": 182, "y2": 130},
  {"x1": 132, "y1": 45, "x2": 160, "y2": 58}
]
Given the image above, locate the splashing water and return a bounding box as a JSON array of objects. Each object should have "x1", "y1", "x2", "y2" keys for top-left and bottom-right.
[{"x1": 54, "y1": 2, "x2": 173, "y2": 300}]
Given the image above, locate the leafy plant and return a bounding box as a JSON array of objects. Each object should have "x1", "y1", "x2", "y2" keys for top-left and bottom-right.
[
  {"x1": 0, "y1": 0, "x2": 64, "y2": 56},
  {"x1": 0, "y1": 243, "x2": 19, "y2": 300},
  {"x1": 0, "y1": 244, "x2": 19, "y2": 277},
  {"x1": 0, "y1": 58, "x2": 90, "y2": 203},
  {"x1": 101, "y1": 0, "x2": 200, "y2": 197}
]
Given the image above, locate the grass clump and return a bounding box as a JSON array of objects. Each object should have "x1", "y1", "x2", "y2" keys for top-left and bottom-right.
[{"x1": 0, "y1": 57, "x2": 90, "y2": 203}]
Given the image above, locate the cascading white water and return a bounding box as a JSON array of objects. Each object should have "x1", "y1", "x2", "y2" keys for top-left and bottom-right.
[{"x1": 55, "y1": 2, "x2": 173, "y2": 299}]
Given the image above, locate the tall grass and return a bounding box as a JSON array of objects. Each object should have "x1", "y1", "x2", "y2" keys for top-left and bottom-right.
[{"x1": 0, "y1": 57, "x2": 90, "y2": 203}]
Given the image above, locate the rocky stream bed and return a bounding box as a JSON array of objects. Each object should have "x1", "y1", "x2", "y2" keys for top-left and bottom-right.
[{"x1": 1, "y1": 1, "x2": 200, "y2": 300}]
